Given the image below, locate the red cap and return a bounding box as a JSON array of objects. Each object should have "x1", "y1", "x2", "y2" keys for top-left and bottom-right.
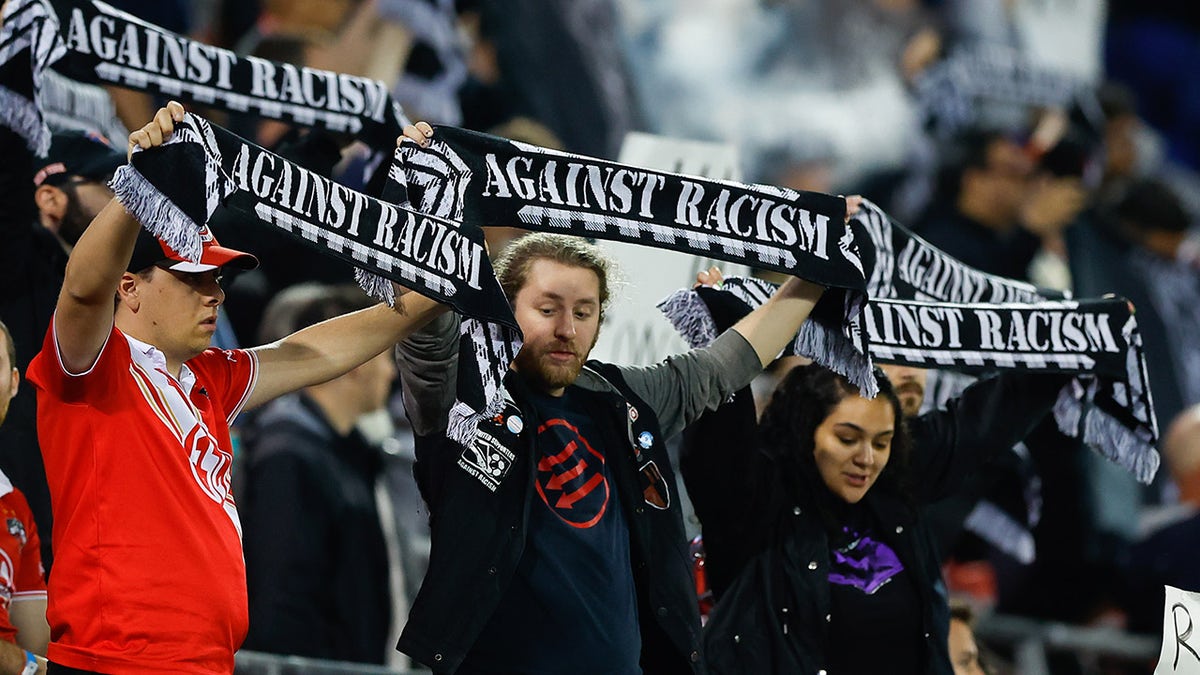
[{"x1": 128, "y1": 226, "x2": 259, "y2": 273}]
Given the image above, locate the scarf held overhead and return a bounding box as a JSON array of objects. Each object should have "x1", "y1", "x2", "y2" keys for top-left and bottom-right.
[
  {"x1": 0, "y1": 0, "x2": 409, "y2": 151},
  {"x1": 389, "y1": 125, "x2": 882, "y2": 444},
  {"x1": 0, "y1": 0, "x2": 67, "y2": 153},
  {"x1": 397, "y1": 126, "x2": 858, "y2": 285},
  {"x1": 658, "y1": 200, "x2": 1159, "y2": 484},
  {"x1": 110, "y1": 112, "x2": 511, "y2": 327},
  {"x1": 110, "y1": 113, "x2": 521, "y2": 448}
]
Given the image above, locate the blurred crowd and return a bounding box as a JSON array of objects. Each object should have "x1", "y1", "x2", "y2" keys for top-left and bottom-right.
[{"x1": 1, "y1": 0, "x2": 1198, "y2": 674}]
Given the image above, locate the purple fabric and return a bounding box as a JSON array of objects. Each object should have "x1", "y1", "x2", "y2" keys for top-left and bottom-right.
[{"x1": 828, "y1": 527, "x2": 904, "y2": 595}]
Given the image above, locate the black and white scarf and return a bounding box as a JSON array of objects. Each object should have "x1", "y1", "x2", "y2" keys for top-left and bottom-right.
[
  {"x1": 388, "y1": 125, "x2": 878, "y2": 442},
  {"x1": 40, "y1": 67, "x2": 127, "y2": 140},
  {"x1": 658, "y1": 200, "x2": 1160, "y2": 484},
  {"x1": 0, "y1": 0, "x2": 410, "y2": 152},
  {"x1": 387, "y1": 129, "x2": 1160, "y2": 482},
  {"x1": 110, "y1": 111, "x2": 513, "y2": 339},
  {"x1": 1132, "y1": 250, "x2": 1200, "y2": 407},
  {"x1": 0, "y1": 0, "x2": 67, "y2": 154},
  {"x1": 913, "y1": 44, "x2": 1088, "y2": 138}
]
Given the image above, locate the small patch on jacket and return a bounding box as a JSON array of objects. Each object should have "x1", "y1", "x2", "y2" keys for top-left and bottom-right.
[
  {"x1": 640, "y1": 460, "x2": 670, "y2": 510},
  {"x1": 458, "y1": 429, "x2": 515, "y2": 492}
]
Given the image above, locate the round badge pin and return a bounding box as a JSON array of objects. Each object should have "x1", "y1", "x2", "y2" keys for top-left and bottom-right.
[
  {"x1": 638, "y1": 431, "x2": 654, "y2": 449},
  {"x1": 506, "y1": 415, "x2": 524, "y2": 434}
]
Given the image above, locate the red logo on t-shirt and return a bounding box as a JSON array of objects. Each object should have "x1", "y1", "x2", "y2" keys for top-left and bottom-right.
[
  {"x1": 185, "y1": 425, "x2": 231, "y2": 505},
  {"x1": 534, "y1": 419, "x2": 609, "y2": 529}
]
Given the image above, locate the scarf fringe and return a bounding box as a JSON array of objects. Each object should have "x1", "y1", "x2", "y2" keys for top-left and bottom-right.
[
  {"x1": 657, "y1": 285, "x2": 879, "y2": 396},
  {"x1": 355, "y1": 268, "x2": 397, "y2": 307},
  {"x1": 1081, "y1": 406, "x2": 1160, "y2": 486},
  {"x1": 656, "y1": 289, "x2": 718, "y2": 349},
  {"x1": 0, "y1": 86, "x2": 50, "y2": 155},
  {"x1": 963, "y1": 501, "x2": 1036, "y2": 564},
  {"x1": 1052, "y1": 381, "x2": 1083, "y2": 431},
  {"x1": 447, "y1": 397, "x2": 506, "y2": 449},
  {"x1": 1054, "y1": 384, "x2": 1160, "y2": 485},
  {"x1": 793, "y1": 319, "x2": 879, "y2": 398},
  {"x1": 110, "y1": 164, "x2": 204, "y2": 261}
]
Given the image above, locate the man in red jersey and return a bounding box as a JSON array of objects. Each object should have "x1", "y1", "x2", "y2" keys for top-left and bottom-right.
[{"x1": 26, "y1": 102, "x2": 445, "y2": 675}]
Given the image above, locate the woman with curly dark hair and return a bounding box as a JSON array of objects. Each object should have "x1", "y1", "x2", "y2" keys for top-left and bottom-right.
[{"x1": 681, "y1": 360, "x2": 1067, "y2": 674}]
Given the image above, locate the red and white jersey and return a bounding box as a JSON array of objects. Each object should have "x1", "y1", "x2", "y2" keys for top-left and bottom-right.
[
  {"x1": 0, "y1": 470, "x2": 46, "y2": 645},
  {"x1": 27, "y1": 320, "x2": 257, "y2": 674}
]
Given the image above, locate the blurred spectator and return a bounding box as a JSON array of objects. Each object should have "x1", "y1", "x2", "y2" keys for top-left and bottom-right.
[
  {"x1": 0, "y1": 127, "x2": 125, "y2": 571},
  {"x1": 901, "y1": 123, "x2": 1119, "y2": 656},
  {"x1": 0, "y1": 320, "x2": 49, "y2": 675},
  {"x1": 752, "y1": 136, "x2": 838, "y2": 196},
  {"x1": 240, "y1": 283, "x2": 426, "y2": 667},
  {"x1": 1105, "y1": 0, "x2": 1200, "y2": 171},
  {"x1": 377, "y1": 0, "x2": 466, "y2": 126},
  {"x1": 98, "y1": 0, "x2": 196, "y2": 132},
  {"x1": 1096, "y1": 82, "x2": 1144, "y2": 198},
  {"x1": 949, "y1": 600, "x2": 989, "y2": 675},
  {"x1": 1071, "y1": 178, "x2": 1200, "y2": 459},
  {"x1": 1120, "y1": 404, "x2": 1200, "y2": 633},
  {"x1": 916, "y1": 126, "x2": 1089, "y2": 281},
  {"x1": 1067, "y1": 103, "x2": 1200, "y2": 568},
  {"x1": 457, "y1": 4, "x2": 515, "y2": 134},
  {"x1": 620, "y1": 0, "x2": 926, "y2": 185},
  {"x1": 462, "y1": 0, "x2": 639, "y2": 158}
]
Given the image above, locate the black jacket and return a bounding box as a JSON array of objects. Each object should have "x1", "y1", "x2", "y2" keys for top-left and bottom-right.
[
  {"x1": 398, "y1": 366, "x2": 704, "y2": 674},
  {"x1": 681, "y1": 371, "x2": 1070, "y2": 675},
  {"x1": 394, "y1": 312, "x2": 763, "y2": 674},
  {"x1": 0, "y1": 127, "x2": 58, "y2": 571},
  {"x1": 239, "y1": 394, "x2": 392, "y2": 664}
]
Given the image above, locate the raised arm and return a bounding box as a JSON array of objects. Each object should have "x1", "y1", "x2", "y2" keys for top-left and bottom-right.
[
  {"x1": 729, "y1": 276, "x2": 825, "y2": 367},
  {"x1": 245, "y1": 293, "x2": 447, "y2": 411},
  {"x1": 615, "y1": 272, "x2": 825, "y2": 439},
  {"x1": 908, "y1": 371, "x2": 1073, "y2": 503},
  {"x1": 608, "y1": 194, "x2": 866, "y2": 435},
  {"x1": 716, "y1": 195, "x2": 860, "y2": 367},
  {"x1": 54, "y1": 103, "x2": 185, "y2": 373}
]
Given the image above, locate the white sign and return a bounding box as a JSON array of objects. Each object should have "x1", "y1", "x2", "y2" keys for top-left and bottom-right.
[
  {"x1": 592, "y1": 133, "x2": 750, "y2": 364},
  {"x1": 1157, "y1": 585, "x2": 1200, "y2": 674}
]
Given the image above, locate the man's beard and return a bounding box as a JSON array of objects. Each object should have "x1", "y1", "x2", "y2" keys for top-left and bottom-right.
[
  {"x1": 513, "y1": 342, "x2": 585, "y2": 392},
  {"x1": 896, "y1": 382, "x2": 924, "y2": 418},
  {"x1": 58, "y1": 191, "x2": 96, "y2": 246}
]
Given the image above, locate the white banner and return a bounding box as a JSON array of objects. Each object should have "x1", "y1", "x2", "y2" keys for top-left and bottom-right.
[
  {"x1": 594, "y1": 132, "x2": 749, "y2": 364},
  {"x1": 1156, "y1": 585, "x2": 1200, "y2": 674}
]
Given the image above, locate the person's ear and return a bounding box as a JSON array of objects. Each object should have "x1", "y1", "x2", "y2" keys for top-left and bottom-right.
[
  {"x1": 7, "y1": 367, "x2": 18, "y2": 399},
  {"x1": 34, "y1": 185, "x2": 68, "y2": 226},
  {"x1": 116, "y1": 272, "x2": 142, "y2": 311}
]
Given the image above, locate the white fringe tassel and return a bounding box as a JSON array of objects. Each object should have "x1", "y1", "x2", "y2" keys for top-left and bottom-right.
[
  {"x1": 656, "y1": 289, "x2": 718, "y2": 349},
  {"x1": 110, "y1": 164, "x2": 203, "y2": 261},
  {"x1": 793, "y1": 319, "x2": 878, "y2": 398},
  {"x1": 1053, "y1": 382, "x2": 1161, "y2": 485},
  {"x1": 355, "y1": 269, "x2": 397, "y2": 307},
  {"x1": 0, "y1": 86, "x2": 50, "y2": 156}
]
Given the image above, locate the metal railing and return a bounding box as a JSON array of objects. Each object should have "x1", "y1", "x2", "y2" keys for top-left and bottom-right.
[
  {"x1": 975, "y1": 614, "x2": 1161, "y2": 674},
  {"x1": 234, "y1": 614, "x2": 1163, "y2": 675},
  {"x1": 235, "y1": 651, "x2": 431, "y2": 675}
]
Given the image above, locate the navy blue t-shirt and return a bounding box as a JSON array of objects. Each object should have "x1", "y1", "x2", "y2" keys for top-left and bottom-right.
[{"x1": 459, "y1": 387, "x2": 642, "y2": 675}]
